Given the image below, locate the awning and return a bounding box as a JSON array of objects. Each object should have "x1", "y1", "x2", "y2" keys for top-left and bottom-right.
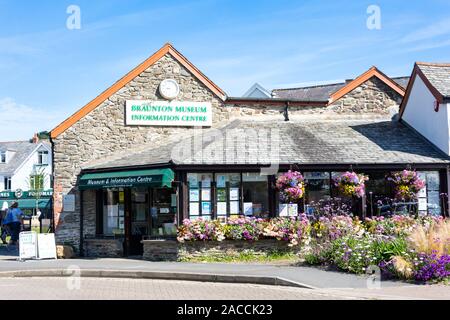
[
  {"x1": 3, "y1": 199, "x2": 51, "y2": 210},
  {"x1": 79, "y1": 168, "x2": 175, "y2": 190}
]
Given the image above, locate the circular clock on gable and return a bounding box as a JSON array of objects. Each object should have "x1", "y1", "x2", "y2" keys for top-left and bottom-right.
[{"x1": 159, "y1": 79, "x2": 180, "y2": 100}]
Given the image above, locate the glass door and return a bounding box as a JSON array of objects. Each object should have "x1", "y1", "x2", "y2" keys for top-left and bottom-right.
[{"x1": 129, "y1": 188, "x2": 149, "y2": 256}]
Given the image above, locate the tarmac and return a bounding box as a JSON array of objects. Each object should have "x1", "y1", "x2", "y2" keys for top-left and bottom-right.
[{"x1": 0, "y1": 246, "x2": 448, "y2": 300}]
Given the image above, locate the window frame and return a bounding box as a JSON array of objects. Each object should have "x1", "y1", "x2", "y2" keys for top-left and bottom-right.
[
  {"x1": 3, "y1": 177, "x2": 11, "y2": 191},
  {"x1": 186, "y1": 171, "x2": 270, "y2": 220},
  {"x1": 37, "y1": 150, "x2": 49, "y2": 165},
  {"x1": 0, "y1": 151, "x2": 6, "y2": 164}
]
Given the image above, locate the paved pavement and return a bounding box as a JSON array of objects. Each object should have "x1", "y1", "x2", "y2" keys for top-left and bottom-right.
[
  {"x1": 0, "y1": 252, "x2": 404, "y2": 289},
  {"x1": 0, "y1": 277, "x2": 361, "y2": 300},
  {"x1": 0, "y1": 247, "x2": 448, "y2": 300}
]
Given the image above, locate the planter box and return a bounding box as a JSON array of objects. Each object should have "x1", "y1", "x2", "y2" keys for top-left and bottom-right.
[{"x1": 142, "y1": 239, "x2": 298, "y2": 262}]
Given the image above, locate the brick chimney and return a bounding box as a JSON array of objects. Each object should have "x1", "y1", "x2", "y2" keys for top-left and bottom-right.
[{"x1": 32, "y1": 133, "x2": 39, "y2": 144}]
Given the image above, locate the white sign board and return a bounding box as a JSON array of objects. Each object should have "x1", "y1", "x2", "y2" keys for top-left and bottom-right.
[
  {"x1": 19, "y1": 231, "x2": 38, "y2": 260},
  {"x1": 37, "y1": 233, "x2": 57, "y2": 260},
  {"x1": 126, "y1": 100, "x2": 212, "y2": 127},
  {"x1": 279, "y1": 204, "x2": 298, "y2": 217},
  {"x1": 63, "y1": 194, "x2": 75, "y2": 212}
]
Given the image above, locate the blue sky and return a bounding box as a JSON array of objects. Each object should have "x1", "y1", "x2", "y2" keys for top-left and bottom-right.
[{"x1": 1, "y1": 0, "x2": 450, "y2": 140}]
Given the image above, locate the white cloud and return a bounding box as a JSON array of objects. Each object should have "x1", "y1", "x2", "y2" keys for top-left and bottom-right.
[
  {"x1": 401, "y1": 18, "x2": 450, "y2": 43},
  {"x1": 0, "y1": 98, "x2": 64, "y2": 141}
]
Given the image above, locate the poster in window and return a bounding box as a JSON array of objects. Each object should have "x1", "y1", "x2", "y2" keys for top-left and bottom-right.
[
  {"x1": 216, "y1": 175, "x2": 227, "y2": 188},
  {"x1": 244, "y1": 202, "x2": 253, "y2": 216},
  {"x1": 279, "y1": 204, "x2": 288, "y2": 217},
  {"x1": 201, "y1": 189, "x2": 211, "y2": 201},
  {"x1": 230, "y1": 201, "x2": 239, "y2": 215},
  {"x1": 63, "y1": 194, "x2": 75, "y2": 212},
  {"x1": 189, "y1": 202, "x2": 199, "y2": 216},
  {"x1": 134, "y1": 192, "x2": 146, "y2": 203},
  {"x1": 229, "y1": 188, "x2": 239, "y2": 201},
  {"x1": 288, "y1": 204, "x2": 298, "y2": 217},
  {"x1": 217, "y1": 202, "x2": 227, "y2": 216},
  {"x1": 230, "y1": 174, "x2": 240, "y2": 187},
  {"x1": 107, "y1": 205, "x2": 118, "y2": 217},
  {"x1": 188, "y1": 174, "x2": 198, "y2": 188},
  {"x1": 418, "y1": 198, "x2": 427, "y2": 211},
  {"x1": 189, "y1": 189, "x2": 200, "y2": 202},
  {"x1": 216, "y1": 189, "x2": 227, "y2": 202},
  {"x1": 201, "y1": 174, "x2": 212, "y2": 188},
  {"x1": 418, "y1": 185, "x2": 427, "y2": 198},
  {"x1": 202, "y1": 202, "x2": 211, "y2": 215}
]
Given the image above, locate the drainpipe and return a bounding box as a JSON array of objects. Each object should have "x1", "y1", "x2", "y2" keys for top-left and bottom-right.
[{"x1": 79, "y1": 190, "x2": 84, "y2": 256}]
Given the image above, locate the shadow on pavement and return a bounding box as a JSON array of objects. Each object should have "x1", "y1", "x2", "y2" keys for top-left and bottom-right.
[{"x1": 0, "y1": 245, "x2": 19, "y2": 260}]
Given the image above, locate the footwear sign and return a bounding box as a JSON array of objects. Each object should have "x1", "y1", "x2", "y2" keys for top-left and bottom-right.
[{"x1": 19, "y1": 231, "x2": 38, "y2": 261}]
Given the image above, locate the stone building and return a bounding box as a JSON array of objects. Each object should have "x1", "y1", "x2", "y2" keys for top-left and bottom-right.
[{"x1": 50, "y1": 43, "x2": 450, "y2": 258}]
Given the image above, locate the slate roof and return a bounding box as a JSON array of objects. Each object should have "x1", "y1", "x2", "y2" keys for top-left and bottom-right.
[
  {"x1": 417, "y1": 63, "x2": 450, "y2": 100},
  {"x1": 272, "y1": 76, "x2": 409, "y2": 102},
  {"x1": 0, "y1": 141, "x2": 39, "y2": 175},
  {"x1": 272, "y1": 83, "x2": 345, "y2": 102},
  {"x1": 84, "y1": 119, "x2": 450, "y2": 170},
  {"x1": 392, "y1": 77, "x2": 410, "y2": 89}
]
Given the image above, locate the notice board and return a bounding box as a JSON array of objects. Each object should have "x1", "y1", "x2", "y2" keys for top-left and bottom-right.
[
  {"x1": 37, "y1": 233, "x2": 57, "y2": 260},
  {"x1": 19, "y1": 231, "x2": 38, "y2": 260}
]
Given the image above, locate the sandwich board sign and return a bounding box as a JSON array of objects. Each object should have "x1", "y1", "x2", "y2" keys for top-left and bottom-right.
[
  {"x1": 19, "y1": 231, "x2": 38, "y2": 260},
  {"x1": 37, "y1": 233, "x2": 57, "y2": 260}
]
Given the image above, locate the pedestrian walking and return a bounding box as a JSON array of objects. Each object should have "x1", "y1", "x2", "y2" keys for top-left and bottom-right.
[{"x1": 4, "y1": 202, "x2": 24, "y2": 247}]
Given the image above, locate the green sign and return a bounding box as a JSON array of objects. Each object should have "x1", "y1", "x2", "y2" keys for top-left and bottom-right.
[
  {"x1": 79, "y1": 169, "x2": 175, "y2": 190},
  {"x1": 126, "y1": 100, "x2": 212, "y2": 127},
  {"x1": 0, "y1": 190, "x2": 53, "y2": 200},
  {"x1": 81, "y1": 175, "x2": 162, "y2": 189}
]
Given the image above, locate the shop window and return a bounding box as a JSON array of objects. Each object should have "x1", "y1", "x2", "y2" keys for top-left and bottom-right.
[
  {"x1": 188, "y1": 173, "x2": 213, "y2": 220},
  {"x1": 418, "y1": 172, "x2": 441, "y2": 216},
  {"x1": 102, "y1": 189, "x2": 125, "y2": 236},
  {"x1": 242, "y1": 173, "x2": 269, "y2": 218},
  {"x1": 304, "y1": 172, "x2": 331, "y2": 203},
  {"x1": 30, "y1": 174, "x2": 45, "y2": 190},
  {"x1": 215, "y1": 173, "x2": 241, "y2": 219},
  {"x1": 150, "y1": 188, "x2": 177, "y2": 236},
  {"x1": 275, "y1": 172, "x2": 300, "y2": 217}
]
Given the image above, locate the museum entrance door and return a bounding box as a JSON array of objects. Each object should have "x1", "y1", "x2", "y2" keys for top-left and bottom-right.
[
  {"x1": 128, "y1": 188, "x2": 150, "y2": 256},
  {"x1": 126, "y1": 187, "x2": 178, "y2": 256}
]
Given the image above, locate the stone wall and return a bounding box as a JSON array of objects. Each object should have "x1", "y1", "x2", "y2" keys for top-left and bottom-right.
[
  {"x1": 329, "y1": 76, "x2": 402, "y2": 114},
  {"x1": 53, "y1": 53, "x2": 229, "y2": 250},
  {"x1": 84, "y1": 238, "x2": 124, "y2": 258},
  {"x1": 142, "y1": 239, "x2": 298, "y2": 262}
]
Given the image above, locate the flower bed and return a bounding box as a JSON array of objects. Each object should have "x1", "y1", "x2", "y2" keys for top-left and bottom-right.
[
  {"x1": 178, "y1": 216, "x2": 311, "y2": 247},
  {"x1": 177, "y1": 215, "x2": 449, "y2": 283},
  {"x1": 305, "y1": 215, "x2": 449, "y2": 283}
]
